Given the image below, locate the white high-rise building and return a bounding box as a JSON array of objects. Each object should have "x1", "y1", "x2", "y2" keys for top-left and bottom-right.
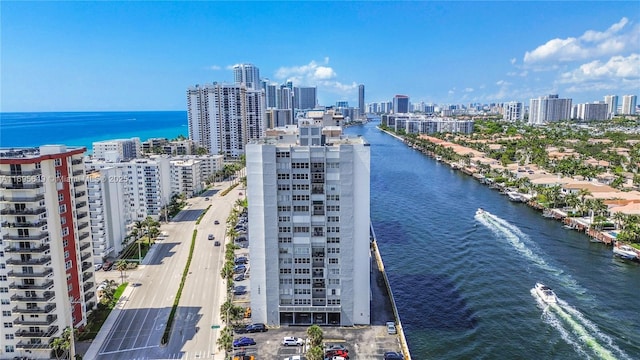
[
  {"x1": 294, "y1": 86, "x2": 318, "y2": 110},
  {"x1": 187, "y1": 83, "x2": 265, "y2": 158},
  {"x1": 86, "y1": 168, "x2": 130, "y2": 264},
  {"x1": 621, "y1": 95, "x2": 637, "y2": 115},
  {"x1": 503, "y1": 102, "x2": 524, "y2": 122},
  {"x1": 233, "y1": 63, "x2": 260, "y2": 91},
  {"x1": 604, "y1": 95, "x2": 618, "y2": 118},
  {"x1": 0, "y1": 146, "x2": 96, "y2": 359},
  {"x1": 170, "y1": 159, "x2": 203, "y2": 198},
  {"x1": 246, "y1": 117, "x2": 371, "y2": 326},
  {"x1": 528, "y1": 94, "x2": 572, "y2": 124},
  {"x1": 92, "y1": 138, "x2": 142, "y2": 161},
  {"x1": 85, "y1": 157, "x2": 171, "y2": 220},
  {"x1": 573, "y1": 102, "x2": 609, "y2": 121}
]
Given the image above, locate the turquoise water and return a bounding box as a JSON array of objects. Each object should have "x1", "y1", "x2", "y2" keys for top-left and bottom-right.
[{"x1": 0, "y1": 111, "x2": 187, "y2": 153}]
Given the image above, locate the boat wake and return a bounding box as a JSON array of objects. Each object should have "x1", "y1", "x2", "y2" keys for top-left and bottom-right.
[
  {"x1": 475, "y1": 210, "x2": 587, "y2": 295},
  {"x1": 532, "y1": 289, "x2": 631, "y2": 360}
]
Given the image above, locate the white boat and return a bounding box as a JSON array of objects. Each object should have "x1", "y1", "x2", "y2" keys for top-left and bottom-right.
[
  {"x1": 613, "y1": 245, "x2": 639, "y2": 261},
  {"x1": 476, "y1": 208, "x2": 485, "y2": 216},
  {"x1": 506, "y1": 191, "x2": 522, "y2": 202},
  {"x1": 534, "y1": 282, "x2": 557, "y2": 304}
]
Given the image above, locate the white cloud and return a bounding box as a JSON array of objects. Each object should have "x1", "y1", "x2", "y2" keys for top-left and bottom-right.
[
  {"x1": 510, "y1": 58, "x2": 517, "y2": 65},
  {"x1": 448, "y1": 89, "x2": 455, "y2": 95},
  {"x1": 523, "y1": 18, "x2": 639, "y2": 64},
  {"x1": 464, "y1": 87, "x2": 474, "y2": 92},
  {"x1": 274, "y1": 59, "x2": 357, "y2": 97},
  {"x1": 559, "y1": 53, "x2": 640, "y2": 85},
  {"x1": 208, "y1": 65, "x2": 221, "y2": 71}
]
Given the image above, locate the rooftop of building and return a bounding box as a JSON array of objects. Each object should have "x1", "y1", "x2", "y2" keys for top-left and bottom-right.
[{"x1": 0, "y1": 145, "x2": 86, "y2": 159}]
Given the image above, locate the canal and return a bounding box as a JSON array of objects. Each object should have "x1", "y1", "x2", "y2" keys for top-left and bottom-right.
[{"x1": 344, "y1": 121, "x2": 640, "y2": 359}]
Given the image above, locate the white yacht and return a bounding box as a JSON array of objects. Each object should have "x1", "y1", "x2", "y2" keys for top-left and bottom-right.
[
  {"x1": 613, "y1": 245, "x2": 639, "y2": 261},
  {"x1": 534, "y1": 282, "x2": 558, "y2": 304},
  {"x1": 476, "y1": 208, "x2": 485, "y2": 216}
]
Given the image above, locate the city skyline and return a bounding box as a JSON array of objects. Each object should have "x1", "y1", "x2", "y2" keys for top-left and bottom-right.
[{"x1": 1, "y1": 1, "x2": 639, "y2": 112}]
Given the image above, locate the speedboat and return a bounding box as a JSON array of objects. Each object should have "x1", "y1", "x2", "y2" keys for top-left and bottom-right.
[
  {"x1": 613, "y1": 245, "x2": 639, "y2": 261},
  {"x1": 476, "y1": 208, "x2": 485, "y2": 216},
  {"x1": 534, "y1": 282, "x2": 557, "y2": 304}
]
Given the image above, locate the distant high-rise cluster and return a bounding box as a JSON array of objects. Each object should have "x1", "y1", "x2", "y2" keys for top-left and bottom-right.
[
  {"x1": 621, "y1": 95, "x2": 637, "y2": 115},
  {"x1": 529, "y1": 94, "x2": 572, "y2": 124}
]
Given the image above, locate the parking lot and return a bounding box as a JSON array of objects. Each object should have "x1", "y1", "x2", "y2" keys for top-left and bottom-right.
[{"x1": 230, "y1": 324, "x2": 402, "y2": 359}]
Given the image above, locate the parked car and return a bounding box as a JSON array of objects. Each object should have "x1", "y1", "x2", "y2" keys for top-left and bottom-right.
[
  {"x1": 103, "y1": 261, "x2": 113, "y2": 271},
  {"x1": 234, "y1": 273, "x2": 245, "y2": 281},
  {"x1": 233, "y1": 265, "x2": 247, "y2": 274},
  {"x1": 326, "y1": 345, "x2": 348, "y2": 353},
  {"x1": 386, "y1": 321, "x2": 397, "y2": 335},
  {"x1": 214, "y1": 241, "x2": 221, "y2": 246},
  {"x1": 214, "y1": 220, "x2": 220, "y2": 225},
  {"x1": 284, "y1": 356, "x2": 306, "y2": 360},
  {"x1": 235, "y1": 256, "x2": 248, "y2": 265},
  {"x1": 208, "y1": 234, "x2": 215, "y2": 240},
  {"x1": 383, "y1": 351, "x2": 404, "y2": 360},
  {"x1": 234, "y1": 286, "x2": 246, "y2": 295},
  {"x1": 325, "y1": 349, "x2": 349, "y2": 359},
  {"x1": 233, "y1": 337, "x2": 256, "y2": 347},
  {"x1": 282, "y1": 336, "x2": 304, "y2": 346},
  {"x1": 94, "y1": 263, "x2": 103, "y2": 271},
  {"x1": 233, "y1": 355, "x2": 254, "y2": 360},
  {"x1": 245, "y1": 323, "x2": 266, "y2": 333}
]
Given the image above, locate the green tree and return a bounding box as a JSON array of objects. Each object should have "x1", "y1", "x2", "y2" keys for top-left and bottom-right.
[
  {"x1": 306, "y1": 345, "x2": 325, "y2": 360},
  {"x1": 115, "y1": 260, "x2": 128, "y2": 284},
  {"x1": 306, "y1": 324, "x2": 323, "y2": 347}
]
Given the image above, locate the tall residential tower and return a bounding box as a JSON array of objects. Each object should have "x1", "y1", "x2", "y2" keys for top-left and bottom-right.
[{"x1": 246, "y1": 117, "x2": 371, "y2": 326}]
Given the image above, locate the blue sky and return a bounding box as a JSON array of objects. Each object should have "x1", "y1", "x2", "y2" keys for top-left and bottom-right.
[{"x1": 1, "y1": 1, "x2": 639, "y2": 112}]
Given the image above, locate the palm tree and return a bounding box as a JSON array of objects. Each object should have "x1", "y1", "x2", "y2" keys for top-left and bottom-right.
[
  {"x1": 612, "y1": 211, "x2": 627, "y2": 230},
  {"x1": 216, "y1": 326, "x2": 233, "y2": 356},
  {"x1": 115, "y1": 260, "x2": 128, "y2": 284},
  {"x1": 306, "y1": 324, "x2": 323, "y2": 347},
  {"x1": 51, "y1": 327, "x2": 73, "y2": 360}
]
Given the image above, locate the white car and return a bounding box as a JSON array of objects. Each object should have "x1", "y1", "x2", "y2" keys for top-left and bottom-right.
[
  {"x1": 282, "y1": 336, "x2": 304, "y2": 346},
  {"x1": 283, "y1": 356, "x2": 306, "y2": 360},
  {"x1": 386, "y1": 321, "x2": 397, "y2": 335},
  {"x1": 94, "y1": 263, "x2": 102, "y2": 271}
]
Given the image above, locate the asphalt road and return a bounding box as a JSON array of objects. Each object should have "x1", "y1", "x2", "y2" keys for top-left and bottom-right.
[{"x1": 88, "y1": 180, "x2": 245, "y2": 360}]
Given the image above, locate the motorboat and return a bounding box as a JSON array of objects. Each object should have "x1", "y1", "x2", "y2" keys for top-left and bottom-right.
[
  {"x1": 476, "y1": 208, "x2": 485, "y2": 216},
  {"x1": 613, "y1": 245, "x2": 639, "y2": 261},
  {"x1": 534, "y1": 282, "x2": 557, "y2": 304}
]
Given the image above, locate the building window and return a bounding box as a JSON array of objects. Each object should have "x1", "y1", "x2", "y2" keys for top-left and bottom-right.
[
  {"x1": 279, "y1": 268, "x2": 291, "y2": 274},
  {"x1": 59, "y1": 204, "x2": 67, "y2": 214},
  {"x1": 0, "y1": 288, "x2": 8, "y2": 293},
  {"x1": 3, "y1": 322, "x2": 13, "y2": 328},
  {"x1": 2, "y1": 311, "x2": 10, "y2": 317},
  {"x1": 328, "y1": 258, "x2": 339, "y2": 264},
  {"x1": 54, "y1": 159, "x2": 62, "y2": 166},
  {"x1": 4, "y1": 345, "x2": 14, "y2": 353},
  {"x1": 58, "y1": 193, "x2": 64, "y2": 202},
  {"x1": 0, "y1": 299, "x2": 8, "y2": 305},
  {"x1": 62, "y1": 227, "x2": 69, "y2": 236},
  {"x1": 5, "y1": 334, "x2": 14, "y2": 340},
  {"x1": 64, "y1": 251, "x2": 70, "y2": 259},
  {"x1": 65, "y1": 260, "x2": 72, "y2": 270},
  {"x1": 0, "y1": 275, "x2": 6, "y2": 281}
]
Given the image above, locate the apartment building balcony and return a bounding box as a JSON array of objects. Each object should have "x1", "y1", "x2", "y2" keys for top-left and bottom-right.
[
  {"x1": 312, "y1": 259, "x2": 324, "y2": 267},
  {"x1": 312, "y1": 279, "x2": 325, "y2": 288},
  {"x1": 79, "y1": 242, "x2": 91, "y2": 252},
  {"x1": 312, "y1": 289, "x2": 327, "y2": 298},
  {"x1": 312, "y1": 269, "x2": 324, "y2": 278},
  {"x1": 5, "y1": 244, "x2": 50, "y2": 253},
  {"x1": 0, "y1": 168, "x2": 42, "y2": 176},
  {"x1": 3, "y1": 233, "x2": 49, "y2": 241},
  {"x1": 1, "y1": 220, "x2": 48, "y2": 228},
  {"x1": 72, "y1": 169, "x2": 84, "y2": 176},
  {"x1": 75, "y1": 200, "x2": 87, "y2": 209},
  {"x1": 0, "y1": 194, "x2": 44, "y2": 203},
  {"x1": 83, "y1": 281, "x2": 95, "y2": 292},
  {"x1": 16, "y1": 340, "x2": 48, "y2": 349},
  {"x1": 0, "y1": 181, "x2": 43, "y2": 189},
  {"x1": 79, "y1": 232, "x2": 90, "y2": 241},
  {"x1": 15, "y1": 325, "x2": 59, "y2": 338},
  {"x1": 9, "y1": 280, "x2": 54, "y2": 290},
  {"x1": 82, "y1": 271, "x2": 93, "y2": 282},
  {"x1": 12, "y1": 303, "x2": 56, "y2": 314},
  {"x1": 6, "y1": 256, "x2": 51, "y2": 266},
  {"x1": 81, "y1": 252, "x2": 92, "y2": 262},
  {"x1": 75, "y1": 190, "x2": 86, "y2": 198},
  {"x1": 73, "y1": 180, "x2": 85, "y2": 187},
  {"x1": 312, "y1": 299, "x2": 326, "y2": 306},
  {"x1": 77, "y1": 221, "x2": 89, "y2": 230},
  {"x1": 77, "y1": 211, "x2": 88, "y2": 219},
  {"x1": 72, "y1": 158, "x2": 83, "y2": 165},
  {"x1": 311, "y1": 185, "x2": 324, "y2": 194},
  {"x1": 14, "y1": 314, "x2": 58, "y2": 326},
  {"x1": 84, "y1": 291, "x2": 95, "y2": 303},
  {"x1": 81, "y1": 262, "x2": 92, "y2": 272},
  {"x1": 11, "y1": 291, "x2": 55, "y2": 302},
  {"x1": 0, "y1": 205, "x2": 46, "y2": 215},
  {"x1": 8, "y1": 268, "x2": 53, "y2": 278}
]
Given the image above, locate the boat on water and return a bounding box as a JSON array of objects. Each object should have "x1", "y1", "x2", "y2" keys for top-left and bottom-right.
[
  {"x1": 534, "y1": 282, "x2": 558, "y2": 304},
  {"x1": 613, "y1": 245, "x2": 639, "y2": 261},
  {"x1": 506, "y1": 191, "x2": 522, "y2": 202},
  {"x1": 476, "y1": 208, "x2": 485, "y2": 216}
]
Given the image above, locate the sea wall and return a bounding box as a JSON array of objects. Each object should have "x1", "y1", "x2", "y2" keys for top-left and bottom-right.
[{"x1": 371, "y1": 224, "x2": 412, "y2": 360}]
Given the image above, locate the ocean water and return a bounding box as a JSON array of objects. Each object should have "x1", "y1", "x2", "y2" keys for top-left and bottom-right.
[{"x1": 0, "y1": 111, "x2": 188, "y2": 153}]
